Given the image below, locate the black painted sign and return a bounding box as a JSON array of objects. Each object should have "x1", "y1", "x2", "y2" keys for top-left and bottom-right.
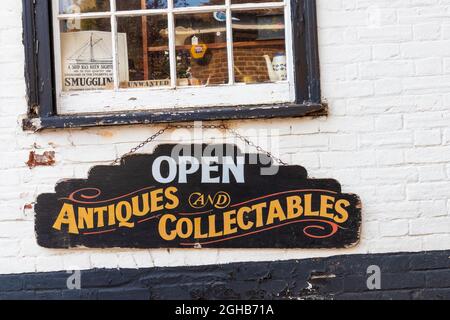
[{"x1": 35, "y1": 144, "x2": 362, "y2": 248}]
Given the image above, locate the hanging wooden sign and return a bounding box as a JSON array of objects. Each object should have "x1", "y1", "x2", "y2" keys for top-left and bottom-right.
[{"x1": 35, "y1": 144, "x2": 362, "y2": 249}]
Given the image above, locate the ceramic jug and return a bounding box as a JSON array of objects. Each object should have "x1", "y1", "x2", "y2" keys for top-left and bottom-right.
[{"x1": 263, "y1": 53, "x2": 287, "y2": 82}]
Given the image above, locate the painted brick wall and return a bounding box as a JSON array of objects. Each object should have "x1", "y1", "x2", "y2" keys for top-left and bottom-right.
[
  {"x1": 0, "y1": 0, "x2": 449, "y2": 276},
  {"x1": 1, "y1": 250, "x2": 449, "y2": 300}
]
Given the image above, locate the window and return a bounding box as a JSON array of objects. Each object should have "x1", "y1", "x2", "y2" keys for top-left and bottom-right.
[{"x1": 23, "y1": 0, "x2": 323, "y2": 130}]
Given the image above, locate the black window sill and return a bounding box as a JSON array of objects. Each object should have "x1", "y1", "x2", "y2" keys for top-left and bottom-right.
[{"x1": 22, "y1": 102, "x2": 327, "y2": 131}]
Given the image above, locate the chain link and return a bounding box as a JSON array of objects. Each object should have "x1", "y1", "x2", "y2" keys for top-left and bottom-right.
[
  {"x1": 225, "y1": 126, "x2": 288, "y2": 166},
  {"x1": 112, "y1": 123, "x2": 288, "y2": 166},
  {"x1": 112, "y1": 126, "x2": 170, "y2": 165}
]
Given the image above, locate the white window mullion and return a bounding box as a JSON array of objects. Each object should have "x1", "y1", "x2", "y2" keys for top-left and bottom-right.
[
  {"x1": 52, "y1": 0, "x2": 63, "y2": 111},
  {"x1": 230, "y1": 2, "x2": 285, "y2": 11},
  {"x1": 168, "y1": 0, "x2": 177, "y2": 88},
  {"x1": 172, "y1": 5, "x2": 226, "y2": 14},
  {"x1": 57, "y1": 12, "x2": 112, "y2": 19},
  {"x1": 226, "y1": 0, "x2": 235, "y2": 85},
  {"x1": 110, "y1": 0, "x2": 120, "y2": 91},
  {"x1": 114, "y1": 9, "x2": 168, "y2": 17},
  {"x1": 284, "y1": 0, "x2": 295, "y2": 101}
]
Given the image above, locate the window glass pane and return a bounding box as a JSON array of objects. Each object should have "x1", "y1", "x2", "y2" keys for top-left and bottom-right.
[
  {"x1": 174, "y1": 0, "x2": 224, "y2": 8},
  {"x1": 59, "y1": 0, "x2": 110, "y2": 14},
  {"x1": 117, "y1": 15, "x2": 170, "y2": 88},
  {"x1": 60, "y1": 18, "x2": 117, "y2": 92},
  {"x1": 175, "y1": 13, "x2": 228, "y2": 86},
  {"x1": 116, "y1": 0, "x2": 167, "y2": 11},
  {"x1": 232, "y1": 8, "x2": 286, "y2": 83}
]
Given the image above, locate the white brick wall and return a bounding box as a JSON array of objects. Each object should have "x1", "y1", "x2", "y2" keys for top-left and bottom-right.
[{"x1": 0, "y1": 0, "x2": 449, "y2": 274}]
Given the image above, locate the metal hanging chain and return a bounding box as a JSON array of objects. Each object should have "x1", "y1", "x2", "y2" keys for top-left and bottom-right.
[
  {"x1": 225, "y1": 126, "x2": 288, "y2": 166},
  {"x1": 112, "y1": 123, "x2": 288, "y2": 166},
  {"x1": 112, "y1": 126, "x2": 170, "y2": 165}
]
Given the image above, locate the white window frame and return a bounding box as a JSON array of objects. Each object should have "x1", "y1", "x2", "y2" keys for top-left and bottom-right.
[{"x1": 51, "y1": 0, "x2": 296, "y2": 115}]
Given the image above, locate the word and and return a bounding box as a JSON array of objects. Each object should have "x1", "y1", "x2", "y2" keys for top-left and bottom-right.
[{"x1": 189, "y1": 191, "x2": 231, "y2": 209}]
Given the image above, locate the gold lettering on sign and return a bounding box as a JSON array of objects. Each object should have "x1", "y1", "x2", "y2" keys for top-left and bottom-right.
[{"x1": 52, "y1": 187, "x2": 352, "y2": 244}]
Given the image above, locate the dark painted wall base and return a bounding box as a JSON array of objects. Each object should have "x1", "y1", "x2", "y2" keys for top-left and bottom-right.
[{"x1": 1, "y1": 250, "x2": 449, "y2": 300}]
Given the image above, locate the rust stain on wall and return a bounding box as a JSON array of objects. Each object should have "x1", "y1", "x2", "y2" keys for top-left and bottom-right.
[
  {"x1": 23, "y1": 203, "x2": 33, "y2": 210},
  {"x1": 26, "y1": 151, "x2": 56, "y2": 168},
  {"x1": 97, "y1": 130, "x2": 114, "y2": 138}
]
